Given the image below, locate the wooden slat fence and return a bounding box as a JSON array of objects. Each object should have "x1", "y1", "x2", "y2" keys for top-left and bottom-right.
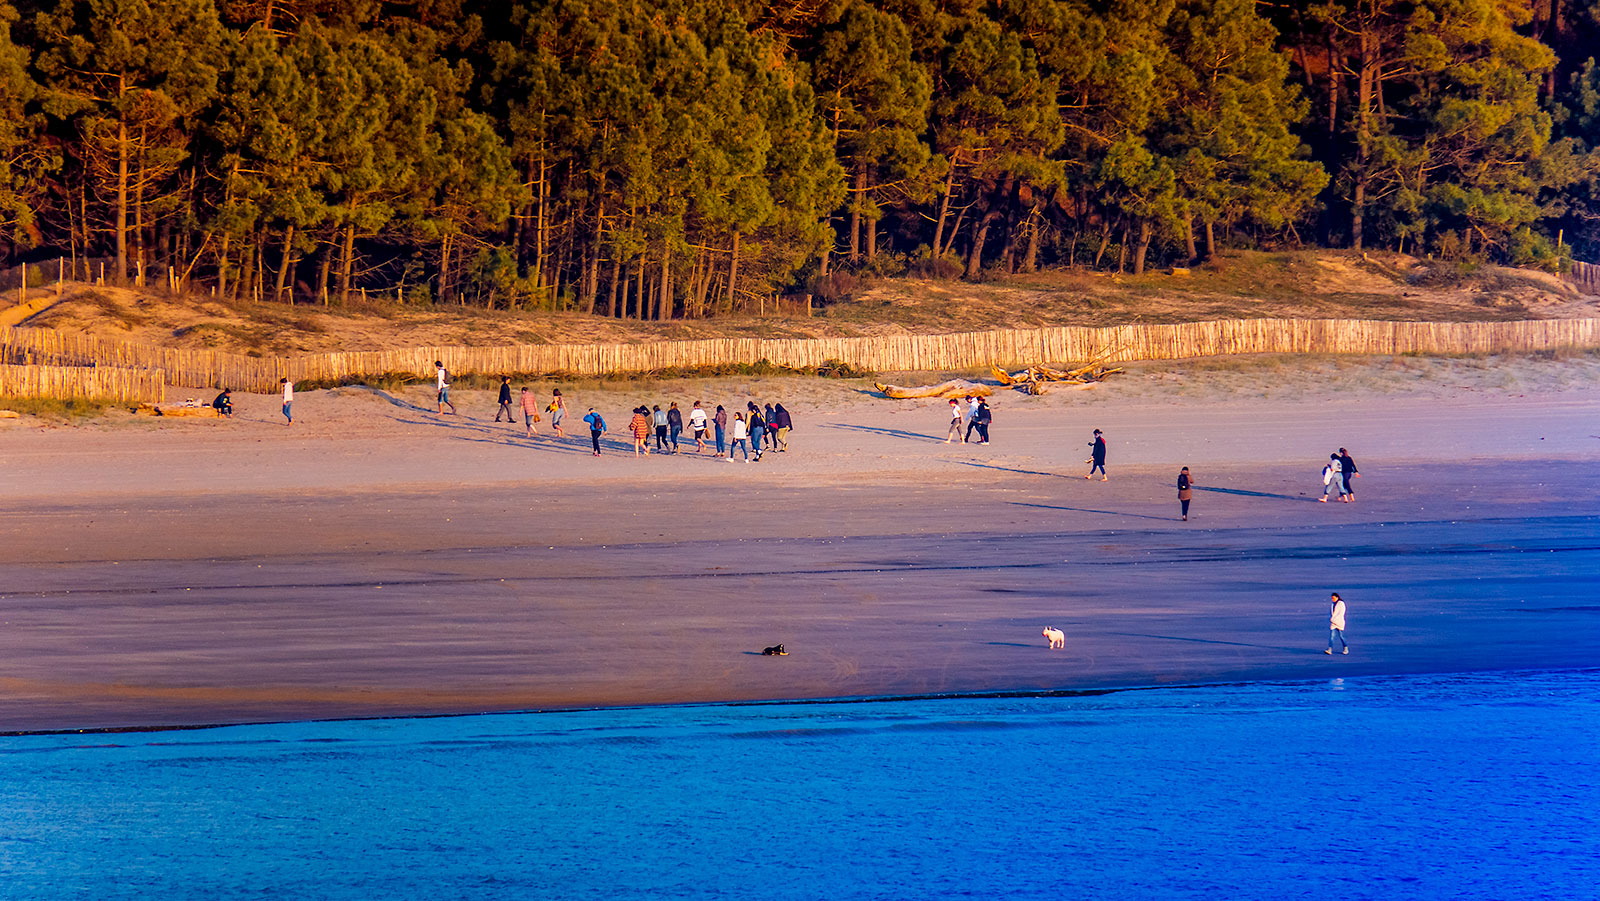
[
  {"x1": 1567, "y1": 260, "x2": 1600, "y2": 296},
  {"x1": 0, "y1": 363, "x2": 165, "y2": 403},
  {"x1": 5, "y1": 317, "x2": 1600, "y2": 396}
]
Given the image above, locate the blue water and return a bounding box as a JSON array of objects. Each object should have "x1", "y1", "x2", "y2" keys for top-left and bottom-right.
[{"x1": 3, "y1": 671, "x2": 1598, "y2": 900}]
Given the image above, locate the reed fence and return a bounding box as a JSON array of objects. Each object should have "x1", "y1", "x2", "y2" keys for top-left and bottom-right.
[
  {"x1": 1567, "y1": 260, "x2": 1600, "y2": 295},
  {"x1": 0, "y1": 363, "x2": 166, "y2": 403},
  {"x1": 4, "y1": 317, "x2": 1600, "y2": 396}
]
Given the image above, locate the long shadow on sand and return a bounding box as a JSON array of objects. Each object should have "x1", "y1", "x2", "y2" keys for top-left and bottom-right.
[
  {"x1": 1010, "y1": 501, "x2": 1176, "y2": 523},
  {"x1": 1195, "y1": 485, "x2": 1319, "y2": 503},
  {"x1": 1106, "y1": 631, "x2": 1310, "y2": 654},
  {"x1": 960, "y1": 461, "x2": 1060, "y2": 478},
  {"x1": 820, "y1": 422, "x2": 944, "y2": 443}
]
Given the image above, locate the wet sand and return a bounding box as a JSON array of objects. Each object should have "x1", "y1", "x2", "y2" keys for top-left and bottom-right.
[{"x1": 3, "y1": 363, "x2": 1599, "y2": 731}]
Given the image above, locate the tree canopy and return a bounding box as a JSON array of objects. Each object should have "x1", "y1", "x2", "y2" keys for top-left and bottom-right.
[{"x1": 1, "y1": 0, "x2": 1597, "y2": 314}]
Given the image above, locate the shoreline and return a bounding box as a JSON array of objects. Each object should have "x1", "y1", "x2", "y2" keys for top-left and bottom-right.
[{"x1": 4, "y1": 356, "x2": 1599, "y2": 733}]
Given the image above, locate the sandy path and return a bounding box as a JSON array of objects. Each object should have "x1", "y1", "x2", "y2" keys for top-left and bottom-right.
[{"x1": 2, "y1": 359, "x2": 1598, "y2": 731}]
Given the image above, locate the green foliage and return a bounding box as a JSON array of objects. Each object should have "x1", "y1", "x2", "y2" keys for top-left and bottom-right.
[{"x1": 1, "y1": 0, "x2": 1598, "y2": 310}]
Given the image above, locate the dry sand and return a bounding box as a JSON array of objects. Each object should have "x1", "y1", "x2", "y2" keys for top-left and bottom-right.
[{"x1": 3, "y1": 354, "x2": 1599, "y2": 732}]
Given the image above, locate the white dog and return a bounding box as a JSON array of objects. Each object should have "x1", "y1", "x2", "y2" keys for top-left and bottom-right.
[{"x1": 1043, "y1": 627, "x2": 1065, "y2": 649}]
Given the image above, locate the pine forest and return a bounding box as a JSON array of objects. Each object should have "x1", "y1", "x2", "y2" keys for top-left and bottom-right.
[{"x1": 1, "y1": 0, "x2": 1599, "y2": 318}]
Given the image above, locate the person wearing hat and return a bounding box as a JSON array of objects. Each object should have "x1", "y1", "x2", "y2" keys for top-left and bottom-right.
[{"x1": 1087, "y1": 429, "x2": 1107, "y2": 480}]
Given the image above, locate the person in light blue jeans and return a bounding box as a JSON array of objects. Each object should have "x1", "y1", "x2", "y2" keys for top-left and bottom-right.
[
  {"x1": 1326, "y1": 592, "x2": 1349, "y2": 654},
  {"x1": 746, "y1": 402, "x2": 766, "y2": 460}
]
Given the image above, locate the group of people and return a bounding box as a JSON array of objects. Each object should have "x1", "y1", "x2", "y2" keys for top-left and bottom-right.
[
  {"x1": 1321, "y1": 447, "x2": 1360, "y2": 502},
  {"x1": 617, "y1": 400, "x2": 793, "y2": 461},
  {"x1": 944, "y1": 394, "x2": 993, "y2": 445}
]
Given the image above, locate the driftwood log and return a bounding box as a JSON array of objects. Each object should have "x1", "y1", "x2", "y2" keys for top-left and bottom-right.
[{"x1": 873, "y1": 379, "x2": 993, "y2": 399}]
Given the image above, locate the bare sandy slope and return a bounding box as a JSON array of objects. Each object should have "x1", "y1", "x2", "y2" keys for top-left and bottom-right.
[{"x1": 2, "y1": 355, "x2": 1598, "y2": 732}]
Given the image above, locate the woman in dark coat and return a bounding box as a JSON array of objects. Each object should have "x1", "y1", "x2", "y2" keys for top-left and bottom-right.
[{"x1": 1177, "y1": 467, "x2": 1193, "y2": 521}]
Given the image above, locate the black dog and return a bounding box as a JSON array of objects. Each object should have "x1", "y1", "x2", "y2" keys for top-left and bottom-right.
[{"x1": 761, "y1": 644, "x2": 787, "y2": 656}]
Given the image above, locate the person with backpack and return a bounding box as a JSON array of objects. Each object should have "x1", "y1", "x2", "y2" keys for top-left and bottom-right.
[
  {"x1": 746, "y1": 402, "x2": 767, "y2": 460},
  {"x1": 434, "y1": 361, "x2": 456, "y2": 415},
  {"x1": 667, "y1": 402, "x2": 684, "y2": 453},
  {"x1": 548, "y1": 389, "x2": 567, "y2": 438},
  {"x1": 583, "y1": 408, "x2": 606, "y2": 456},
  {"x1": 973, "y1": 398, "x2": 991, "y2": 445}
]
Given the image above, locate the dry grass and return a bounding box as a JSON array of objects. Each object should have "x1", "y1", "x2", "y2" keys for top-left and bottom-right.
[{"x1": 12, "y1": 250, "x2": 1598, "y2": 356}]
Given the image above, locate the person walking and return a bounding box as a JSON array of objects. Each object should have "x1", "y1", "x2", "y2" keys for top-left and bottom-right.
[
  {"x1": 690, "y1": 401, "x2": 709, "y2": 453},
  {"x1": 1321, "y1": 453, "x2": 1345, "y2": 502},
  {"x1": 434, "y1": 361, "x2": 456, "y2": 415},
  {"x1": 1087, "y1": 429, "x2": 1106, "y2": 480},
  {"x1": 973, "y1": 398, "x2": 992, "y2": 445},
  {"x1": 652, "y1": 404, "x2": 669, "y2": 452},
  {"x1": 727, "y1": 411, "x2": 750, "y2": 461},
  {"x1": 519, "y1": 387, "x2": 541, "y2": 436},
  {"x1": 630, "y1": 406, "x2": 652, "y2": 456},
  {"x1": 1339, "y1": 447, "x2": 1359, "y2": 501},
  {"x1": 964, "y1": 394, "x2": 982, "y2": 443},
  {"x1": 1326, "y1": 592, "x2": 1349, "y2": 654},
  {"x1": 1177, "y1": 466, "x2": 1193, "y2": 521},
  {"x1": 549, "y1": 389, "x2": 566, "y2": 438},
  {"x1": 773, "y1": 403, "x2": 793, "y2": 451},
  {"x1": 713, "y1": 404, "x2": 728, "y2": 455},
  {"x1": 280, "y1": 378, "x2": 293, "y2": 425},
  {"x1": 582, "y1": 407, "x2": 606, "y2": 456},
  {"x1": 747, "y1": 402, "x2": 767, "y2": 461},
  {"x1": 667, "y1": 402, "x2": 684, "y2": 453},
  {"x1": 945, "y1": 398, "x2": 964, "y2": 443},
  {"x1": 494, "y1": 377, "x2": 515, "y2": 423}
]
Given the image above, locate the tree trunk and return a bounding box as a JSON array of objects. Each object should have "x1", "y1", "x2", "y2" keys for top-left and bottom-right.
[
  {"x1": 849, "y1": 163, "x2": 865, "y2": 262},
  {"x1": 727, "y1": 231, "x2": 740, "y2": 313},
  {"x1": 1351, "y1": 23, "x2": 1375, "y2": 251},
  {"x1": 115, "y1": 77, "x2": 129, "y2": 285},
  {"x1": 964, "y1": 212, "x2": 992, "y2": 280},
  {"x1": 657, "y1": 242, "x2": 671, "y2": 320},
  {"x1": 316, "y1": 238, "x2": 332, "y2": 305},
  {"x1": 1021, "y1": 205, "x2": 1042, "y2": 273},
  {"x1": 339, "y1": 223, "x2": 355, "y2": 305},
  {"x1": 608, "y1": 253, "x2": 622, "y2": 317},
  {"x1": 1093, "y1": 219, "x2": 1113, "y2": 269},
  {"x1": 217, "y1": 232, "x2": 230, "y2": 298},
  {"x1": 1205, "y1": 220, "x2": 1216, "y2": 259},
  {"x1": 931, "y1": 166, "x2": 956, "y2": 258},
  {"x1": 274, "y1": 224, "x2": 295, "y2": 303},
  {"x1": 1133, "y1": 219, "x2": 1152, "y2": 275},
  {"x1": 1117, "y1": 225, "x2": 1129, "y2": 273},
  {"x1": 585, "y1": 192, "x2": 605, "y2": 314},
  {"x1": 1184, "y1": 217, "x2": 1197, "y2": 263}
]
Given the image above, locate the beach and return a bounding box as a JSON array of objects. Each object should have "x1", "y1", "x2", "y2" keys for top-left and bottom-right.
[{"x1": 3, "y1": 354, "x2": 1598, "y2": 732}]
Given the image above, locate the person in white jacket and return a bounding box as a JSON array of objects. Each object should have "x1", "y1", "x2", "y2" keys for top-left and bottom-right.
[{"x1": 1326, "y1": 592, "x2": 1348, "y2": 654}]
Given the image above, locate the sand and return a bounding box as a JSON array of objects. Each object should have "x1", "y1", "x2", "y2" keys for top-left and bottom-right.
[{"x1": 2, "y1": 354, "x2": 1599, "y2": 732}]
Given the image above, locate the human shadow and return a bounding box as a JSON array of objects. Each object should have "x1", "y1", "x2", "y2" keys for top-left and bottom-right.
[
  {"x1": 1194, "y1": 485, "x2": 1318, "y2": 503},
  {"x1": 1105, "y1": 631, "x2": 1309, "y2": 654},
  {"x1": 959, "y1": 461, "x2": 1060, "y2": 478},
  {"x1": 348, "y1": 385, "x2": 430, "y2": 413},
  {"x1": 1010, "y1": 502, "x2": 1176, "y2": 523},
  {"x1": 819, "y1": 422, "x2": 944, "y2": 443}
]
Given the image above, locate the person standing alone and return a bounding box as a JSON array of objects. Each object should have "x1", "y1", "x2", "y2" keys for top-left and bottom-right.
[
  {"x1": 280, "y1": 378, "x2": 293, "y2": 425},
  {"x1": 1087, "y1": 429, "x2": 1106, "y2": 480},
  {"x1": 435, "y1": 361, "x2": 456, "y2": 415},
  {"x1": 495, "y1": 376, "x2": 515, "y2": 423},
  {"x1": 1326, "y1": 592, "x2": 1349, "y2": 654},
  {"x1": 1177, "y1": 467, "x2": 1192, "y2": 521},
  {"x1": 583, "y1": 407, "x2": 606, "y2": 455}
]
